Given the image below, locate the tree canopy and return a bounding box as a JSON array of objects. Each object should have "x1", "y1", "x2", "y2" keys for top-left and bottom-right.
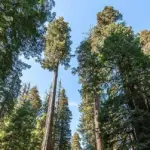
[{"x1": 0, "y1": 3, "x2": 150, "y2": 150}]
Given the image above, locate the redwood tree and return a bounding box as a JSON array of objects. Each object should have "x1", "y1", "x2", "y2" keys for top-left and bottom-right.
[{"x1": 41, "y1": 17, "x2": 72, "y2": 150}]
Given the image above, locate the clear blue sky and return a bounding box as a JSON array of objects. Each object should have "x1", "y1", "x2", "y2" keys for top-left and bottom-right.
[{"x1": 21, "y1": 0, "x2": 150, "y2": 135}]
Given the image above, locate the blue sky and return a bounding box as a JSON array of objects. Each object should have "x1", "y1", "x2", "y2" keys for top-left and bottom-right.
[{"x1": 21, "y1": 0, "x2": 150, "y2": 135}]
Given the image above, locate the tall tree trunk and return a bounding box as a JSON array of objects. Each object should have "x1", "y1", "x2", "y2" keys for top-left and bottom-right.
[
  {"x1": 52, "y1": 81, "x2": 61, "y2": 150},
  {"x1": 94, "y1": 95, "x2": 102, "y2": 150},
  {"x1": 41, "y1": 66, "x2": 58, "y2": 150}
]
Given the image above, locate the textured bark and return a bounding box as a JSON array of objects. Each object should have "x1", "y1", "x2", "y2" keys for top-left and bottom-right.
[
  {"x1": 94, "y1": 96, "x2": 102, "y2": 150},
  {"x1": 41, "y1": 66, "x2": 58, "y2": 150}
]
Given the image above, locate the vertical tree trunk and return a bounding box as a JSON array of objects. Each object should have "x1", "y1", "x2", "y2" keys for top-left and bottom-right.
[
  {"x1": 129, "y1": 133, "x2": 136, "y2": 150},
  {"x1": 52, "y1": 81, "x2": 61, "y2": 150},
  {"x1": 94, "y1": 95, "x2": 102, "y2": 150},
  {"x1": 41, "y1": 66, "x2": 58, "y2": 150}
]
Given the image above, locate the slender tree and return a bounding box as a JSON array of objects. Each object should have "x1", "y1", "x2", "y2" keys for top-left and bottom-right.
[
  {"x1": 28, "y1": 86, "x2": 42, "y2": 112},
  {"x1": 76, "y1": 39, "x2": 103, "y2": 150},
  {"x1": 72, "y1": 132, "x2": 81, "y2": 150},
  {"x1": 52, "y1": 80, "x2": 62, "y2": 149},
  {"x1": 41, "y1": 17, "x2": 72, "y2": 150},
  {"x1": 78, "y1": 94, "x2": 96, "y2": 150},
  {"x1": 30, "y1": 89, "x2": 51, "y2": 150},
  {"x1": 54, "y1": 88, "x2": 72, "y2": 150}
]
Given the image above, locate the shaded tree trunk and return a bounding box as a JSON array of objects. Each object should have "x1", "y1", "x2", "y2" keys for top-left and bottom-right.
[
  {"x1": 52, "y1": 83, "x2": 61, "y2": 150},
  {"x1": 41, "y1": 66, "x2": 58, "y2": 150},
  {"x1": 94, "y1": 95, "x2": 102, "y2": 150}
]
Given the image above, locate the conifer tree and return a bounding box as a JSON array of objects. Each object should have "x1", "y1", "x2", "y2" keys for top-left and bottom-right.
[
  {"x1": 77, "y1": 6, "x2": 150, "y2": 150},
  {"x1": 0, "y1": 102, "x2": 35, "y2": 150},
  {"x1": 78, "y1": 93, "x2": 96, "y2": 150},
  {"x1": 91, "y1": 6, "x2": 150, "y2": 150},
  {"x1": 76, "y1": 38, "x2": 103, "y2": 150},
  {"x1": 0, "y1": 85, "x2": 41, "y2": 150},
  {"x1": 54, "y1": 88, "x2": 72, "y2": 150},
  {"x1": 30, "y1": 90, "x2": 51, "y2": 150},
  {"x1": 72, "y1": 132, "x2": 81, "y2": 150},
  {"x1": 41, "y1": 17, "x2": 72, "y2": 150},
  {"x1": 30, "y1": 112, "x2": 47, "y2": 150},
  {"x1": 28, "y1": 86, "x2": 41, "y2": 112}
]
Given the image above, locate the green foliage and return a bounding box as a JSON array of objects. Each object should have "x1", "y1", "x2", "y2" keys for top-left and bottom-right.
[
  {"x1": 1, "y1": 3, "x2": 150, "y2": 150},
  {"x1": 42, "y1": 17, "x2": 72, "y2": 71},
  {"x1": 72, "y1": 132, "x2": 81, "y2": 150},
  {"x1": 76, "y1": 38, "x2": 104, "y2": 93},
  {"x1": 0, "y1": 61, "x2": 30, "y2": 119},
  {"x1": 0, "y1": 102, "x2": 35, "y2": 150},
  {"x1": 28, "y1": 86, "x2": 42, "y2": 112},
  {"x1": 77, "y1": 6, "x2": 150, "y2": 150},
  {"x1": 100, "y1": 93, "x2": 135, "y2": 150},
  {"x1": 30, "y1": 91, "x2": 50, "y2": 150},
  {"x1": 76, "y1": 39, "x2": 97, "y2": 150},
  {"x1": 92, "y1": 6, "x2": 150, "y2": 150},
  {"x1": 30, "y1": 113, "x2": 47, "y2": 150},
  {"x1": 54, "y1": 88, "x2": 72, "y2": 150},
  {"x1": 0, "y1": 85, "x2": 43, "y2": 150},
  {"x1": 0, "y1": 0, "x2": 54, "y2": 121},
  {"x1": 0, "y1": 0, "x2": 54, "y2": 79},
  {"x1": 19, "y1": 84, "x2": 41, "y2": 113},
  {"x1": 78, "y1": 102, "x2": 95, "y2": 150},
  {"x1": 41, "y1": 17, "x2": 72, "y2": 149},
  {"x1": 76, "y1": 36, "x2": 109, "y2": 149},
  {"x1": 97, "y1": 6, "x2": 122, "y2": 27}
]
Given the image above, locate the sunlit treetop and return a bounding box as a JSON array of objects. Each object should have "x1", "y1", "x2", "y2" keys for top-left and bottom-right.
[
  {"x1": 71, "y1": 132, "x2": 81, "y2": 150},
  {"x1": 139, "y1": 30, "x2": 150, "y2": 55},
  {"x1": 42, "y1": 17, "x2": 72, "y2": 71},
  {"x1": 91, "y1": 23, "x2": 138, "y2": 56},
  {"x1": 97, "y1": 6, "x2": 122, "y2": 26},
  {"x1": 28, "y1": 86, "x2": 41, "y2": 112}
]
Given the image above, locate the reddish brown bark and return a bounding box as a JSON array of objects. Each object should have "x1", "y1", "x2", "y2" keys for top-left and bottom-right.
[
  {"x1": 41, "y1": 66, "x2": 58, "y2": 150},
  {"x1": 94, "y1": 96, "x2": 102, "y2": 150}
]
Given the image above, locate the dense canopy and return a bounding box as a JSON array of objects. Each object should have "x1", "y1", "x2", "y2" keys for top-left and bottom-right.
[{"x1": 0, "y1": 1, "x2": 150, "y2": 150}]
